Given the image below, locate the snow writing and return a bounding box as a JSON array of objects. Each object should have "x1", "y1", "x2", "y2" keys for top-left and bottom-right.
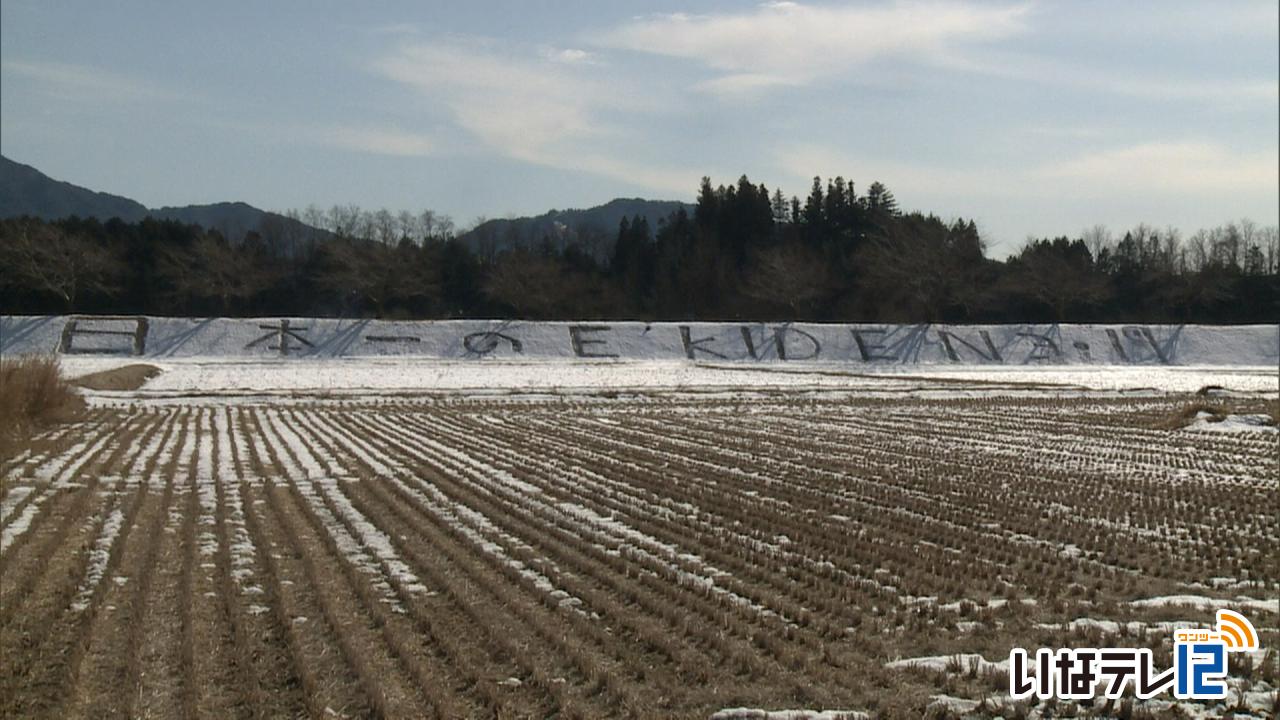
[
  {"x1": 4, "y1": 316, "x2": 1273, "y2": 365},
  {"x1": 244, "y1": 319, "x2": 314, "y2": 356}
]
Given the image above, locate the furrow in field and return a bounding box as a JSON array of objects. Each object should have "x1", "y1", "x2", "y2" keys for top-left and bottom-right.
[
  {"x1": 573, "y1": 411, "x2": 1086, "y2": 601},
  {"x1": 295, "y1": 407, "x2": 607, "y2": 716},
  {"x1": 236, "y1": 471, "x2": 374, "y2": 719},
  {"x1": 505, "y1": 412, "x2": 912, "y2": 616},
  {"x1": 256, "y1": 408, "x2": 412, "y2": 610},
  {"x1": 118, "y1": 407, "x2": 196, "y2": 717},
  {"x1": 61, "y1": 411, "x2": 182, "y2": 720},
  {"x1": 0, "y1": 414, "x2": 133, "y2": 631},
  {"x1": 1, "y1": 414, "x2": 109, "y2": 479},
  {"x1": 671, "y1": 408, "x2": 1271, "y2": 586},
  {"x1": 444, "y1": 411, "x2": 874, "y2": 633},
  {"x1": 0, "y1": 411, "x2": 161, "y2": 717},
  {"x1": 259, "y1": 407, "x2": 514, "y2": 712},
  {"x1": 1, "y1": 417, "x2": 120, "y2": 556},
  {"x1": 343, "y1": 408, "x2": 808, "y2": 688},
  {"x1": 315, "y1": 409, "x2": 663, "y2": 714},
  {"x1": 419, "y1": 411, "x2": 816, "y2": 634},
  {"x1": 260, "y1": 471, "x2": 425, "y2": 718}
]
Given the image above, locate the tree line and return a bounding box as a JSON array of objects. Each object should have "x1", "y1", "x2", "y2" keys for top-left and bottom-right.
[{"x1": 2, "y1": 175, "x2": 1277, "y2": 323}]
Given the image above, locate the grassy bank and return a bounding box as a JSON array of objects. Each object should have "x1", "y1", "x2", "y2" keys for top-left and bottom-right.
[{"x1": 0, "y1": 354, "x2": 84, "y2": 462}]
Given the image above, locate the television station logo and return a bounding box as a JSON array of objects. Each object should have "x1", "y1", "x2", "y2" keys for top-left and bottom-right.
[{"x1": 1009, "y1": 609, "x2": 1261, "y2": 701}]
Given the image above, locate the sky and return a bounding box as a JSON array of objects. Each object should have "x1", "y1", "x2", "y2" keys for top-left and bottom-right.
[{"x1": 2, "y1": 0, "x2": 1277, "y2": 255}]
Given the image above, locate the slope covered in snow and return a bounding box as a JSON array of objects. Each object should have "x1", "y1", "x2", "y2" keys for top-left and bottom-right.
[{"x1": 3, "y1": 316, "x2": 1277, "y2": 366}]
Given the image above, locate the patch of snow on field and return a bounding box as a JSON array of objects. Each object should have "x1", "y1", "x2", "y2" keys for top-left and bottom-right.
[
  {"x1": 855, "y1": 365, "x2": 1279, "y2": 394},
  {"x1": 0, "y1": 485, "x2": 34, "y2": 523},
  {"x1": 1130, "y1": 595, "x2": 1280, "y2": 614},
  {"x1": 556, "y1": 500, "x2": 786, "y2": 623},
  {"x1": 196, "y1": 411, "x2": 220, "y2": 557},
  {"x1": 62, "y1": 356, "x2": 1279, "y2": 401},
  {"x1": 2, "y1": 428, "x2": 117, "y2": 554},
  {"x1": 885, "y1": 653, "x2": 1009, "y2": 675},
  {"x1": 927, "y1": 695, "x2": 981, "y2": 715},
  {"x1": 1034, "y1": 618, "x2": 1200, "y2": 635},
  {"x1": 261, "y1": 411, "x2": 427, "y2": 601},
  {"x1": 711, "y1": 709, "x2": 870, "y2": 720},
  {"x1": 215, "y1": 409, "x2": 259, "y2": 589},
  {"x1": 126, "y1": 410, "x2": 177, "y2": 482},
  {"x1": 71, "y1": 504, "x2": 126, "y2": 612},
  {"x1": 344, "y1": 413, "x2": 587, "y2": 613},
  {"x1": 1186, "y1": 412, "x2": 1278, "y2": 433},
  {"x1": 37, "y1": 427, "x2": 115, "y2": 485}
]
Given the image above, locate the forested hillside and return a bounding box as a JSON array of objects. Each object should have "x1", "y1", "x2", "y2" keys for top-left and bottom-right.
[{"x1": 2, "y1": 175, "x2": 1276, "y2": 323}]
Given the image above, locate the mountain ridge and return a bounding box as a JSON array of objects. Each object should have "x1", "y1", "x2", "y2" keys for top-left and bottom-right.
[
  {"x1": 458, "y1": 197, "x2": 693, "y2": 260},
  {"x1": 0, "y1": 155, "x2": 151, "y2": 222},
  {"x1": 1, "y1": 155, "x2": 691, "y2": 256}
]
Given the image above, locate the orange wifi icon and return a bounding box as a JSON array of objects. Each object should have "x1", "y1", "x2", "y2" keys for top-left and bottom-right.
[{"x1": 1217, "y1": 609, "x2": 1259, "y2": 651}]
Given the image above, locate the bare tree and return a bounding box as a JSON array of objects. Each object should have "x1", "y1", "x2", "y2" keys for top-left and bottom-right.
[
  {"x1": 372, "y1": 208, "x2": 397, "y2": 245},
  {"x1": 315, "y1": 238, "x2": 436, "y2": 316},
  {"x1": 1261, "y1": 225, "x2": 1279, "y2": 274},
  {"x1": 156, "y1": 232, "x2": 273, "y2": 313},
  {"x1": 434, "y1": 213, "x2": 455, "y2": 241},
  {"x1": 855, "y1": 215, "x2": 988, "y2": 321},
  {"x1": 0, "y1": 220, "x2": 123, "y2": 310},
  {"x1": 327, "y1": 204, "x2": 362, "y2": 239},
  {"x1": 1238, "y1": 217, "x2": 1258, "y2": 252},
  {"x1": 1081, "y1": 224, "x2": 1112, "y2": 261},
  {"x1": 302, "y1": 204, "x2": 326, "y2": 232},
  {"x1": 1210, "y1": 222, "x2": 1242, "y2": 270},
  {"x1": 396, "y1": 210, "x2": 417, "y2": 244},
  {"x1": 741, "y1": 242, "x2": 832, "y2": 317},
  {"x1": 1160, "y1": 227, "x2": 1182, "y2": 274},
  {"x1": 481, "y1": 249, "x2": 566, "y2": 317},
  {"x1": 1186, "y1": 229, "x2": 1210, "y2": 272},
  {"x1": 1004, "y1": 239, "x2": 1111, "y2": 321},
  {"x1": 418, "y1": 209, "x2": 438, "y2": 241}
]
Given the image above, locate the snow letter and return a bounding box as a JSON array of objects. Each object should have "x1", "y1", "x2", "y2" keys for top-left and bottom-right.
[
  {"x1": 679, "y1": 326, "x2": 727, "y2": 360},
  {"x1": 569, "y1": 325, "x2": 618, "y2": 358}
]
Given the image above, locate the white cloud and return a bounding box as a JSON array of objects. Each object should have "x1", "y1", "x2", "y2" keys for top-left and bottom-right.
[
  {"x1": 941, "y1": 49, "x2": 1280, "y2": 106},
  {"x1": 696, "y1": 72, "x2": 798, "y2": 99},
  {"x1": 372, "y1": 40, "x2": 600, "y2": 161},
  {"x1": 600, "y1": 2, "x2": 1276, "y2": 105},
  {"x1": 1037, "y1": 142, "x2": 1279, "y2": 195},
  {"x1": 599, "y1": 1, "x2": 1030, "y2": 94},
  {"x1": 773, "y1": 143, "x2": 1022, "y2": 202},
  {"x1": 774, "y1": 139, "x2": 1279, "y2": 254},
  {"x1": 2, "y1": 59, "x2": 171, "y2": 103},
  {"x1": 369, "y1": 38, "x2": 701, "y2": 195},
  {"x1": 1057, "y1": 2, "x2": 1278, "y2": 42},
  {"x1": 776, "y1": 140, "x2": 1280, "y2": 205},
  {"x1": 313, "y1": 126, "x2": 436, "y2": 157},
  {"x1": 542, "y1": 47, "x2": 597, "y2": 65}
]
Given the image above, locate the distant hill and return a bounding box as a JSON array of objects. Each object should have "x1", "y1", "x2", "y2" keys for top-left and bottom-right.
[
  {"x1": 0, "y1": 155, "x2": 315, "y2": 245},
  {"x1": 0, "y1": 155, "x2": 150, "y2": 222},
  {"x1": 459, "y1": 198, "x2": 693, "y2": 261},
  {"x1": 1, "y1": 154, "x2": 690, "y2": 259},
  {"x1": 150, "y1": 202, "x2": 284, "y2": 244}
]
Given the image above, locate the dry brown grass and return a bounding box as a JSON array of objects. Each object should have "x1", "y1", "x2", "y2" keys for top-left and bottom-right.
[
  {"x1": 1151, "y1": 400, "x2": 1225, "y2": 430},
  {"x1": 70, "y1": 363, "x2": 161, "y2": 391},
  {"x1": 0, "y1": 354, "x2": 84, "y2": 461},
  {"x1": 1152, "y1": 397, "x2": 1279, "y2": 430}
]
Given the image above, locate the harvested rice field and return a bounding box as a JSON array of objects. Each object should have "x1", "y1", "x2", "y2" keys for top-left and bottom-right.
[{"x1": 2, "y1": 386, "x2": 1276, "y2": 718}]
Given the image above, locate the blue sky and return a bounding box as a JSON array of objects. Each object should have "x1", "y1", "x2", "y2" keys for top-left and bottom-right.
[{"x1": 2, "y1": 1, "x2": 1276, "y2": 254}]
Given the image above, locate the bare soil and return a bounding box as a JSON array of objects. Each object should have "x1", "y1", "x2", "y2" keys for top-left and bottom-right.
[
  {"x1": 1, "y1": 394, "x2": 1275, "y2": 718},
  {"x1": 70, "y1": 364, "x2": 162, "y2": 392}
]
